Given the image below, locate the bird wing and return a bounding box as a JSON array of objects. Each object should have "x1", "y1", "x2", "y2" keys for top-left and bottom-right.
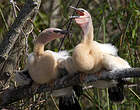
[
  {"x1": 15, "y1": 53, "x2": 35, "y2": 86},
  {"x1": 102, "y1": 54, "x2": 131, "y2": 103},
  {"x1": 27, "y1": 50, "x2": 69, "y2": 68},
  {"x1": 45, "y1": 50, "x2": 69, "y2": 60},
  {"x1": 94, "y1": 41, "x2": 118, "y2": 56},
  {"x1": 102, "y1": 54, "x2": 131, "y2": 71},
  {"x1": 46, "y1": 50, "x2": 77, "y2": 74},
  {"x1": 27, "y1": 53, "x2": 35, "y2": 66},
  {"x1": 92, "y1": 54, "x2": 131, "y2": 89},
  {"x1": 45, "y1": 50, "x2": 81, "y2": 110}
]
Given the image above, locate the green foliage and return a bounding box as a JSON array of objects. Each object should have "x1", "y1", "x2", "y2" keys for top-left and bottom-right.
[{"x1": 0, "y1": 0, "x2": 140, "y2": 109}]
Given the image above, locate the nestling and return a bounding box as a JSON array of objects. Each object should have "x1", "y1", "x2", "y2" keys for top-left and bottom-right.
[
  {"x1": 27, "y1": 28, "x2": 81, "y2": 110},
  {"x1": 27, "y1": 28, "x2": 69, "y2": 84},
  {"x1": 70, "y1": 7, "x2": 131, "y2": 103}
]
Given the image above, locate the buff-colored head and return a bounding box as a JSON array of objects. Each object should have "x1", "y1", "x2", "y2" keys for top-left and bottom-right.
[
  {"x1": 70, "y1": 7, "x2": 92, "y2": 36},
  {"x1": 36, "y1": 28, "x2": 68, "y2": 44}
]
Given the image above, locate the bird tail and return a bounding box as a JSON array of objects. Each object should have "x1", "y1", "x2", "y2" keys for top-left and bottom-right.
[
  {"x1": 108, "y1": 80, "x2": 125, "y2": 103},
  {"x1": 58, "y1": 85, "x2": 83, "y2": 110},
  {"x1": 59, "y1": 94, "x2": 81, "y2": 110}
]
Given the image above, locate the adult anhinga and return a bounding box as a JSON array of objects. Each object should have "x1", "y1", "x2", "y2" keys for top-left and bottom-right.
[{"x1": 70, "y1": 7, "x2": 131, "y2": 103}]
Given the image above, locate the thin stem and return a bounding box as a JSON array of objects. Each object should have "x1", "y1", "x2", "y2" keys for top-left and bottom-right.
[
  {"x1": 11, "y1": 0, "x2": 17, "y2": 17},
  {"x1": 106, "y1": 88, "x2": 110, "y2": 110},
  {"x1": 0, "y1": 8, "x2": 9, "y2": 31},
  {"x1": 50, "y1": 94, "x2": 60, "y2": 110},
  {"x1": 102, "y1": 16, "x2": 106, "y2": 43},
  {"x1": 97, "y1": 89, "x2": 101, "y2": 110},
  {"x1": 120, "y1": 15, "x2": 132, "y2": 48},
  {"x1": 129, "y1": 88, "x2": 140, "y2": 100},
  {"x1": 58, "y1": 0, "x2": 81, "y2": 50}
]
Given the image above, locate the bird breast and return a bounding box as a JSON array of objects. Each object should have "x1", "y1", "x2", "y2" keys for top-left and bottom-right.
[
  {"x1": 28, "y1": 53, "x2": 57, "y2": 84},
  {"x1": 72, "y1": 43, "x2": 103, "y2": 73}
]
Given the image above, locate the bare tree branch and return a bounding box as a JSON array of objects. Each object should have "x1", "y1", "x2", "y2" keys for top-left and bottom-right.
[
  {"x1": 0, "y1": 0, "x2": 41, "y2": 89},
  {"x1": 85, "y1": 68, "x2": 140, "y2": 83},
  {"x1": 58, "y1": 0, "x2": 81, "y2": 50},
  {"x1": 0, "y1": 68, "x2": 140, "y2": 107},
  {"x1": 0, "y1": 0, "x2": 41, "y2": 62}
]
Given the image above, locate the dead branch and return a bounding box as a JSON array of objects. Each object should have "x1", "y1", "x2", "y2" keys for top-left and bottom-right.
[
  {"x1": 0, "y1": 0, "x2": 41, "y2": 88},
  {"x1": 58, "y1": 0, "x2": 81, "y2": 50},
  {"x1": 0, "y1": 68, "x2": 140, "y2": 107},
  {"x1": 0, "y1": 0, "x2": 41, "y2": 62}
]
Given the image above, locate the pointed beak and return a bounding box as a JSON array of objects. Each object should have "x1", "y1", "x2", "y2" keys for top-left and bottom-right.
[
  {"x1": 70, "y1": 6, "x2": 79, "y2": 11},
  {"x1": 69, "y1": 6, "x2": 84, "y2": 19},
  {"x1": 53, "y1": 30, "x2": 69, "y2": 34},
  {"x1": 69, "y1": 16, "x2": 80, "y2": 19}
]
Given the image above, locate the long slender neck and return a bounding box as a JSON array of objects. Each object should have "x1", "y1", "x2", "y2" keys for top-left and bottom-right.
[
  {"x1": 33, "y1": 34, "x2": 50, "y2": 55},
  {"x1": 82, "y1": 20, "x2": 94, "y2": 44},
  {"x1": 34, "y1": 42, "x2": 45, "y2": 56}
]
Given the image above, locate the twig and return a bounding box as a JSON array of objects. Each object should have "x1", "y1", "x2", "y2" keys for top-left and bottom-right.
[
  {"x1": 129, "y1": 88, "x2": 140, "y2": 100},
  {"x1": 10, "y1": 0, "x2": 30, "y2": 57},
  {"x1": 10, "y1": 0, "x2": 17, "y2": 18},
  {"x1": 0, "y1": 68, "x2": 140, "y2": 107},
  {"x1": 0, "y1": 8, "x2": 9, "y2": 31},
  {"x1": 0, "y1": 0, "x2": 41, "y2": 89},
  {"x1": 0, "y1": 0, "x2": 41, "y2": 62},
  {"x1": 58, "y1": 0, "x2": 81, "y2": 50},
  {"x1": 50, "y1": 94, "x2": 60, "y2": 110}
]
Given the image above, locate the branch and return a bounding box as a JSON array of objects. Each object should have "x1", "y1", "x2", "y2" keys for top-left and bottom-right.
[
  {"x1": 58, "y1": 0, "x2": 81, "y2": 50},
  {"x1": 0, "y1": 0, "x2": 41, "y2": 62},
  {"x1": 0, "y1": 0, "x2": 41, "y2": 88},
  {"x1": 0, "y1": 68, "x2": 140, "y2": 107},
  {"x1": 85, "y1": 68, "x2": 140, "y2": 83}
]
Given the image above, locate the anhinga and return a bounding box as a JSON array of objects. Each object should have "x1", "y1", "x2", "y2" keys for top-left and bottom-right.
[
  {"x1": 16, "y1": 28, "x2": 81, "y2": 110},
  {"x1": 70, "y1": 7, "x2": 131, "y2": 103},
  {"x1": 27, "y1": 28, "x2": 69, "y2": 84}
]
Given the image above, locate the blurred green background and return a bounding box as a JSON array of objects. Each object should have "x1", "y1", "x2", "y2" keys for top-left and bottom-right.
[{"x1": 0, "y1": 0, "x2": 140, "y2": 109}]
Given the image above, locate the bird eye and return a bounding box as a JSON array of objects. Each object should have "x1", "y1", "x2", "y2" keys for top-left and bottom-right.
[
  {"x1": 53, "y1": 30, "x2": 61, "y2": 33},
  {"x1": 53, "y1": 30, "x2": 68, "y2": 34}
]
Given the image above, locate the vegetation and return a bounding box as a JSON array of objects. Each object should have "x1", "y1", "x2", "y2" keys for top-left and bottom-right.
[{"x1": 0, "y1": 0, "x2": 140, "y2": 109}]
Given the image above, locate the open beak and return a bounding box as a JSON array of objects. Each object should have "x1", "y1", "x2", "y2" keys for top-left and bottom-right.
[
  {"x1": 69, "y1": 6, "x2": 84, "y2": 19},
  {"x1": 70, "y1": 6, "x2": 79, "y2": 11},
  {"x1": 53, "y1": 30, "x2": 69, "y2": 34}
]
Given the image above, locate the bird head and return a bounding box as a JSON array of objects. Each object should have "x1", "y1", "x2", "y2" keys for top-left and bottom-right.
[
  {"x1": 37, "y1": 28, "x2": 68, "y2": 44},
  {"x1": 70, "y1": 6, "x2": 92, "y2": 35}
]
